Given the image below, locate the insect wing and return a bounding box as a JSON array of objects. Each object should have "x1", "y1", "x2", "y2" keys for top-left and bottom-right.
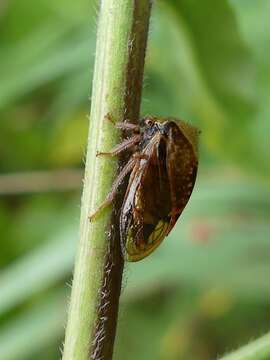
[
  {"x1": 120, "y1": 135, "x2": 171, "y2": 262},
  {"x1": 165, "y1": 121, "x2": 198, "y2": 233}
]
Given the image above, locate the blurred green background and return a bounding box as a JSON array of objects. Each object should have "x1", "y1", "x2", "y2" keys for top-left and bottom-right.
[{"x1": 0, "y1": 0, "x2": 270, "y2": 359}]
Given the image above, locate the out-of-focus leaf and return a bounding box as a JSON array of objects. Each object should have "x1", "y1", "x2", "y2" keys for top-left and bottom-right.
[
  {"x1": 229, "y1": 0, "x2": 270, "y2": 65},
  {"x1": 0, "y1": 228, "x2": 75, "y2": 316},
  {"x1": 0, "y1": 30, "x2": 94, "y2": 109},
  {"x1": 144, "y1": 1, "x2": 258, "y2": 171},
  {"x1": 0, "y1": 0, "x2": 96, "y2": 109},
  {"x1": 116, "y1": 286, "x2": 270, "y2": 360},
  {"x1": 42, "y1": 70, "x2": 90, "y2": 127},
  {"x1": 169, "y1": 0, "x2": 256, "y2": 116},
  {"x1": 229, "y1": 0, "x2": 270, "y2": 176},
  {"x1": 0, "y1": 290, "x2": 66, "y2": 360},
  {"x1": 128, "y1": 222, "x2": 270, "y2": 299},
  {"x1": 48, "y1": 113, "x2": 88, "y2": 166},
  {"x1": 0, "y1": 0, "x2": 93, "y2": 42}
]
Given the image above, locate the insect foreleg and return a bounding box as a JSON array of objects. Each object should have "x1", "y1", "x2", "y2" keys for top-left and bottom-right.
[
  {"x1": 115, "y1": 122, "x2": 140, "y2": 132},
  {"x1": 104, "y1": 113, "x2": 140, "y2": 132},
  {"x1": 97, "y1": 135, "x2": 141, "y2": 157},
  {"x1": 89, "y1": 155, "x2": 139, "y2": 221}
]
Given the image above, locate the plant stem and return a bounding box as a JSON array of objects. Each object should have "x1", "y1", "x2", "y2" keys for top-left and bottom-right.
[
  {"x1": 62, "y1": 1, "x2": 152, "y2": 360},
  {"x1": 220, "y1": 332, "x2": 270, "y2": 360}
]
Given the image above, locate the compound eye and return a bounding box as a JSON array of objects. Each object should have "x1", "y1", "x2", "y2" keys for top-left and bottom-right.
[{"x1": 145, "y1": 118, "x2": 154, "y2": 127}]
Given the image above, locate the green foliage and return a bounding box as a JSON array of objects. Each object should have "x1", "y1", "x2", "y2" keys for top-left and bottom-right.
[{"x1": 0, "y1": 0, "x2": 270, "y2": 359}]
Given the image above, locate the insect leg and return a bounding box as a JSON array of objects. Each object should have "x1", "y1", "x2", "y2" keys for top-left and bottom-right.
[
  {"x1": 104, "y1": 113, "x2": 140, "y2": 132},
  {"x1": 115, "y1": 122, "x2": 140, "y2": 132},
  {"x1": 97, "y1": 134, "x2": 141, "y2": 157},
  {"x1": 89, "y1": 155, "x2": 139, "y2": 221}
]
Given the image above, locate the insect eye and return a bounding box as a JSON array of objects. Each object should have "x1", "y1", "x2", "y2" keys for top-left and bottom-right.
[{"x1": 145, "y1": 118, "x2": 154, "y2": 127}]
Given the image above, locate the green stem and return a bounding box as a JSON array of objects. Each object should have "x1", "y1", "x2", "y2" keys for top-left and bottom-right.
[
  {"x1": 62, "y1": 1, "x2": 152, "y2": 359},
  {"x1": 220, "y1": 332, "x2": 270, "y2": 360}
]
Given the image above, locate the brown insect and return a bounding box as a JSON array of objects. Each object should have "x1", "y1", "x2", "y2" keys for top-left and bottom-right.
[{"x1": 89, "y1": 115, "x2": 199, "y2": 262}]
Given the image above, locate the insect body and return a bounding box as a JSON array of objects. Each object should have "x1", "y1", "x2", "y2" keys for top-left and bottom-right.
[{"x1": 90, "y1": 116, "x2": 199, "y2": 262}]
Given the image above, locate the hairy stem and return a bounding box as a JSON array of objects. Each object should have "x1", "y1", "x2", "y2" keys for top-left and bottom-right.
[
  {"x1": 220, "y1": 332, "x2": 270, "y2": 360},
  {"x1": 62, "y1": 1, "x2": 152, "y2": 359}
]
